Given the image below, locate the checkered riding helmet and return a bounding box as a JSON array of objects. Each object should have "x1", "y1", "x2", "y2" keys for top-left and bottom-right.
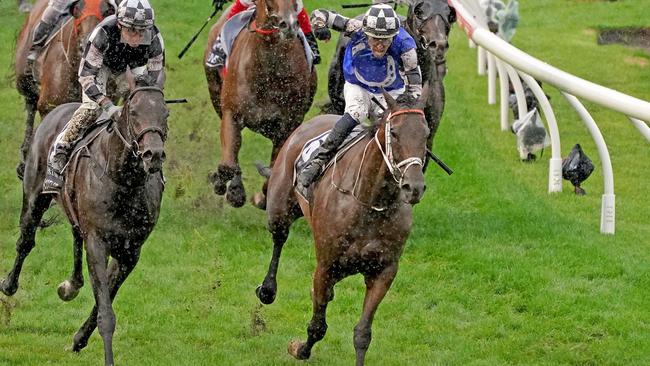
[
  {"x1": 117, "y1": 0, "x2": 155, "y2": 29},
  {"x1": 363, "y1": 4, "x2": 400, "y2": 38}
]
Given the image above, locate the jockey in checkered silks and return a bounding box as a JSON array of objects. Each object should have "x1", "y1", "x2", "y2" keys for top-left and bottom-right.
[
  {"x1": 26, "y1": 0, "x2": 122, "y2": 78},
  {"x1": 297, "y1": 4, "x2": 423, "y2": 188},
  {"x1": 42, "y1": 0, "x2": 165, "y2": 194}
]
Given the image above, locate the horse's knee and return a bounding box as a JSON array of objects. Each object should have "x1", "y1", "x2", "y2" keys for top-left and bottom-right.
[{"x1": 353, "y1": 324, "x2": 372, "y2": 351}]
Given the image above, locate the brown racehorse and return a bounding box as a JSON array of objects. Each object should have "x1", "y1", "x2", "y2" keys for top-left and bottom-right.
[
  {"x1": 0, "y1": 79, "x2": 169, "y2": 366},
  {"x1": 256, "y1": 88, "x2": 430, "y2": 365},
  {"x1": 14, "y1": 0, "x2": 113, "y2": 179},
  {"x1": 204, "y1": 0, "x2": 317, "y2": 208}
]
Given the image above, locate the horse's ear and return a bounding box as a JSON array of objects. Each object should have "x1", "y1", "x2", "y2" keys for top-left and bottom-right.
[
  {"x1": 416, "y1": 82, "x2": 430, "y2": 110},
  {"x1": 383, "y1": 89, "x2": 398, "y2": 112},
  {"x1": 448, "y1": 7, "x2": 457, "y2": 24}
]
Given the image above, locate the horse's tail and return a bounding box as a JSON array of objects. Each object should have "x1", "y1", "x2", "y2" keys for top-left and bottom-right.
[{"x1": 255, "y1": 161, "x2": 271, "y2": 178}]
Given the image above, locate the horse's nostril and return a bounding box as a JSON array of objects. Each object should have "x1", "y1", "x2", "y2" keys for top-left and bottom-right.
[
  {"x1": 278, "y1": 20, "x2": 288, "y2": 30},
  {"x1": 161, "y1": 151, "x2": 167, "y2": 162},
  {"x1": 402, "y1": 183, "x2": 412, "y2": 192},
  {"x1": 142, "y1": 150, "x2": 153, "y2": 161}
]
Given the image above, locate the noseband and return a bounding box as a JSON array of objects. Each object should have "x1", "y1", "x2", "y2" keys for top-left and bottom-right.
[
  {"x1": 375, "y1": 109, "x2": 426, "y2": 186},
  {"x1": 113, "y1": 86, "x2": 167, "y2": 158}
]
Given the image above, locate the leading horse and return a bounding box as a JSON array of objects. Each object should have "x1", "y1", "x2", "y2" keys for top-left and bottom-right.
[
  {"x1": 204, "y1": 0, "x2": 317, "y2": 208},
  {"x1": 256, "y1": 88, "x2": 431, "y2": 365},
  {"x1": 326, "y1": 0, "x2": 455, "y2": 161},
  {"x1": 0, "y1": 78, "x2": 169, "y2": 366},
  {"x1": 14, "y1": 0, "x2": 114, "y2": 179}
]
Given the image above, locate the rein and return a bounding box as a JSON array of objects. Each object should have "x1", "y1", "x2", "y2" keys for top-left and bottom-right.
[
  {"x1": 113, "y1": 86, "x2": 167, "y2": 158},
  {"x1": 331, "y1": 109, "x2": 426, "y2": 211}
]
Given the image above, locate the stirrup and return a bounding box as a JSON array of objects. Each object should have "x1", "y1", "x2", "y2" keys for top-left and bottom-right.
[{"x1": 42, "y1": 168, "x2": 64, "y2": 194}]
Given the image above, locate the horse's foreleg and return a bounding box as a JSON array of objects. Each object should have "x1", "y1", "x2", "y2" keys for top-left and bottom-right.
[
  {"x1": 0, "y1": 193, "x2": 52, "y2": 296},
  {"x1": 72, "y1": 248, "x2": 140, "y2": 361},
  {"x1": 17, "y1": 98, "x2": 37, "y2": 180},
  {"x1": 353, "y1": 265, "x2": 398, "y2": 366},
  {"x1": 256, "y1": 223, "x2": 290, "y2": 305},
  {"x1": 288, "y1": 264, "x2": 335, "y2": 360},
  {"x1": 58, "y1": 228, "x2": 84, "y2": 301},
  {"x1": 209, "y1": 110, "x2": 241, "y2": 195}
]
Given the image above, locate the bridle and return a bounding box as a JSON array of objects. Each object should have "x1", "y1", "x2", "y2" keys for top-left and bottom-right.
[
  {"x1": 408, "y1": 2, "x2": 452, "y2": 65},
  {"x1": 331, "y1": 109, "x2": 427, "y2": 211},
  {"x1": 112, "y1": 86, "x2": 167, "y2": 158}
]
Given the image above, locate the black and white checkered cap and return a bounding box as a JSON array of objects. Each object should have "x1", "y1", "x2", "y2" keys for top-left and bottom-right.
[
  {"x1": 362, "y1": 4, "x2": 400, "y2": 38},
  {"x1": 117, "y1": 0, "x2": 155, "y2": 29}
]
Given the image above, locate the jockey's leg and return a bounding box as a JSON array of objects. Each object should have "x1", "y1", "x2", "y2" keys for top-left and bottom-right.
[
  {"x1": 226, "y1": 0, "x2": 251, "y2": 19},
  {"x1": 298, "y1": 8, "x2": 321, "y2": 65},
  {"x1": 26, "y1": 6, "x2": 63, "y2": 77},
  {"x1": 297, "y1": 113, "x2": 358, "y2": 188}
]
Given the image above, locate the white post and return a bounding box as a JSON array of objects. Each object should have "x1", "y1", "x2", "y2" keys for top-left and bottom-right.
[
  {"x1": 562, "y1": 92, "x2": 615, "y2": 234},
  {"x1": 487, "y1": 52, "x2": 496, "y2": 104},
  {"x1": 494, "y1": 58, "x2": 510, "y2": 131},
  {"x1": 504, "y1": 64, "x2": 526, "y2": 119},
  {"x1": 478, "y1": 46, "x2": 486, "y2": 75},
  {"x1": 628, "y1": 117, "x2": 650, "y2": 142}
]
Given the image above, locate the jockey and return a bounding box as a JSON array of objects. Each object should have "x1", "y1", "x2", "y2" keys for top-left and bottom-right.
[
  {"x1": 42, "y1": 0, "x2": 165, "y2": 194},
  {"x1": 26, "y1": 0, "x2": 122, "y2": 78},
  {"x1": 297, "y1": 4, "x2": 422, "y2": 188},
  {"x1": 205, "y1": 0, "x2": 322, "y2": 72}
]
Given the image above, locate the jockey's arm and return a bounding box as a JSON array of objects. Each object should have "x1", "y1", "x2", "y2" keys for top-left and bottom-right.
[
  {"x1": 400, "y1": 48, "x2": 422, "y2": 99},
  {"x1": 311, "y1": 9, "x2": 363, "y2": 34},
  {"x1": 143, "y1": 30, "x2": 165, "y2": 87},
  {"x1": 78, "y1": 27, "x2": 111, "y2": 107}
]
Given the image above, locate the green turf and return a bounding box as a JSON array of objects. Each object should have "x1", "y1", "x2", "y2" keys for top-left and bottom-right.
[{"x1": 1, "y1": 0, "x2": 649, "y2": 365}]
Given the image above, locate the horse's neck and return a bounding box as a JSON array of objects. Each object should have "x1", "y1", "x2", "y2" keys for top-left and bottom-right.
[
  {"x1": 353, "y1": 128, "x2": 401, "y2": 209},
  {"x1": 102, "y1": 117, "x2": 147, "y2": 188}
]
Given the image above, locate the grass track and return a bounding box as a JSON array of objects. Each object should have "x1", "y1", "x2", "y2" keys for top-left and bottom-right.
[{"x1": 1, "y1": 0, "x2": 649, "y2": 365}]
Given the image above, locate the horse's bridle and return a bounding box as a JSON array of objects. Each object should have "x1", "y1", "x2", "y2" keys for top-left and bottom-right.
[
  {"x1": 113, "y1": 86, "x2": 167, "y2": 158},
  {"x1": 408, "y1": 3, "x2": 452, "y2": 66},
  {"x1": 375, "y1": 109, "x2": 427, "y2": 186}
]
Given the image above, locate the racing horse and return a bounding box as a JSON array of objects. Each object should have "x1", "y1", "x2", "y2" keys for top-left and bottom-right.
[
  {"x1": 204, "y1": 0, "x2": 317, "y2": 208},
  {"x1": 255, "y1": 87, "x2": 430, "y2": 365},
  {"x1": 14, "y1": 0, "x2": 114, "y2": 179},
  {"x1": 326, "y1": 0, "x2": 455, "y2": 161},
  {"x1": 0, "y1": 77, "x2": 169, "y2": 366}
]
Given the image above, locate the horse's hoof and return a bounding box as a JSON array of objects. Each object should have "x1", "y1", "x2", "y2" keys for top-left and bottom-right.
[
  {"x1": 208, "y1": 171, "x2": 228, "y2": 195},
  {"x1": 251, "y1": 192, "x2": 266, "y2": 210},
  {"x1": 16, "y1": 162, "x2": 25, "y2": 181},
  {"x1": 288, "y1": 340, "x2": 310, "y2": 360},
  {"x1": 57, "y1": 280, "x2": 81, "y2": 302},
  {"x1": 225, "y1": 184, "x2": 246, "y2": 208},
  {"x1": 71, "y1": 332, "x2": 88, "y2": 352},
  {"x1": 0, "y1": 278, "x2": 18, "y2": 297},
  {"x1": 255, "y1": 285, "x2": 276, "y2": 305}
]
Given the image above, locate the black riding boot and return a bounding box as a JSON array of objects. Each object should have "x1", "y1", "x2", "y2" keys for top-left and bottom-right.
[
  {"x1": 298, "y1": 113, "x2": 358, "y2": 188},
  {"x1": 205, "y1": 36, "x2": 227, "y2": 72},
  {"x1": 26, "y1": 20, "x2": 55, "y2": 78},
  {"x1": 42, "y1": 144, "x2": 72, "y2": 194},
  {"x1": 305, "y1": 32, "x2": 321, "y2": 65}
]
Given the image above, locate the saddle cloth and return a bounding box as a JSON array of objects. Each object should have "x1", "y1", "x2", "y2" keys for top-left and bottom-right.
[
  {"x1": 220, "y1": 8, "x2": 313, "y2": 70},
  {"x1": 293, "y1": 124, "x2": 368, "y2": 186}
]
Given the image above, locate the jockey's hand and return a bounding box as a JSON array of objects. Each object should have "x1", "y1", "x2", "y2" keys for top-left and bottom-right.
[
  {"x1": 102, "y1": 101, "x2": 122, "y2": 120},
  {"x1": 313, "y1": 26, "x2": 331, "y2": 41},
  {"x1": 212, "y1": 0, "x2": 228, "y2": 11}
]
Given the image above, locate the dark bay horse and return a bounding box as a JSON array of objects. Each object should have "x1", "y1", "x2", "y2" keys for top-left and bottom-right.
[
  {"x1": 0, "y1": 81, "x2": 169, "y2": 366},
  {"x1": 204, "y1": 0, "x2": 317, "y2": 208},
  {"x1": 256, "y1": 89, "x2": 431, "y2": 365},
  {"x1": 326, "y1": 0, "x2": 455, "y2": 161},
  {"x1": 14, "y1": 0, "x2": 113, "y2": 179}
]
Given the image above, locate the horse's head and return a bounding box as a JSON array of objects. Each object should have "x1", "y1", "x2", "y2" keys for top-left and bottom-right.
[
  {"x1": 406, "y1": 0, "x2": 456, "y2": 69},
  {"x1": 118, "y1": 76, "x2": 169, "y2": 174},
  {"x1": 71, "y1": 0, "x2": 113, "y2": 54},
  {"x1": 380, "y1": 86, "x2": 431, "y2": 205},
  {"x1": 256, "y1": 0, "x2": 299, "y2": 39}
]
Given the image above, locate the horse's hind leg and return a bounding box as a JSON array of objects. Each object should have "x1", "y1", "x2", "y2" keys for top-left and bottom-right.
[
  {"x1": 0, "y1": 193, "x2": 52, "y2": 296},
  {"x1": 288, "y1": 264, "x2": 336, "y2": 360},
  {"x1": 57, "y1": 228, "x2": 84, "y2": 301},
  {"x1": 353, "y1": 265, "x2": 398, "y2": 366},
  {"x1": 17, "y1": 97, "x2": 38, "y2": 180}
]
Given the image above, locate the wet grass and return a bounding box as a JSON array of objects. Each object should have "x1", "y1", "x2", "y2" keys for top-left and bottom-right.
[{"x1": 1, "y1": 0, "x2": 649, "y2": 365}]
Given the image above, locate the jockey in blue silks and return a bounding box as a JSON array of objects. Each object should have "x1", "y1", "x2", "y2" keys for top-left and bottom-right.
[{"x1": 298, "y1": 4, "x2": 422, "y2": 188}]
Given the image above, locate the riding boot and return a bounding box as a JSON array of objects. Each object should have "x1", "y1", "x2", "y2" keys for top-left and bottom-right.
[
  {"x1": 26, "y1": 20, "x2": 55, "y2": 80},
  {"x1": 298, "y1": 113, "x2": 358, "y2": 188},
  {"x1": 305, "y1": 32, "x2": 321, "y2": 65},
  {"x1": 42, "y1": 144, "x2": 72, "y2": 194},
  {"x1": 205, "y1": 36, "x2": 227, "y2": 74}
]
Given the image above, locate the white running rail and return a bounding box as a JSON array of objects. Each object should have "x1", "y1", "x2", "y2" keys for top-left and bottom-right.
[{"x1": 448, "y1": 0, "x2": 650, "y2": 234}]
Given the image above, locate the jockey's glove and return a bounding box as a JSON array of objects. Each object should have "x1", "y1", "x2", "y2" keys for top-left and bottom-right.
[
  {"x1": 212, "y1": 0, "x2": 228, "y2": 11},
  {"x1": 102, "y1": 101, "x2": 122, "y2": 120},
  {"x1": 314, "y1": 26, "x2": 331, "y2": 41}
]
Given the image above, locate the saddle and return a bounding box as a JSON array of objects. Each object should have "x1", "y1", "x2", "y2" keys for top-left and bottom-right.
[
  {"x1": 293, "y1": 124, "x2": 368, "y2": 189},
  {"x1": 219, "y1": 8, "x2": 314, "y2": 71}
]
